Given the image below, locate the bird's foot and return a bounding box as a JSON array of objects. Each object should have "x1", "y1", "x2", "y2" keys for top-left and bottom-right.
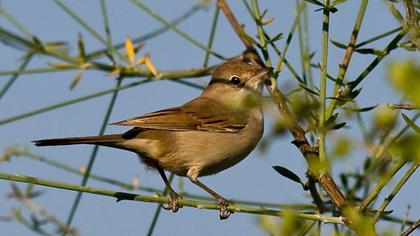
[
  {"x1": 218, "y1": 198, "x2": 233, "y2": 220},
  {"x1": 162, "y1": 191, "x2": 181, "y2": 212}
]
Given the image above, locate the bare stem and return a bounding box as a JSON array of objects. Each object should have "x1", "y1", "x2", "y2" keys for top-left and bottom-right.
[{"x1": 0, "y1": 172, "x2": 344, "y2": 224}]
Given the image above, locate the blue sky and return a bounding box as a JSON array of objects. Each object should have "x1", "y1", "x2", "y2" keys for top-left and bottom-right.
[{"x1": 0, "y1": 1, "x2": 419, "y2": 235}]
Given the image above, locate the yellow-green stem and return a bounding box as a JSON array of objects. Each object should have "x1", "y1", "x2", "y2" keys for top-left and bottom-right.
[
  {"x1": 325, "y1": 0, "x2": 369, "y2": 119},
  {"x1": 318, "y1": 0, "x2": 330, "y2": 163}
]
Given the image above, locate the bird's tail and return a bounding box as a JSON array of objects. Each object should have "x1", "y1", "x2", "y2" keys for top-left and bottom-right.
[{"x1": 32, "y1": 134, "x2": 123, "y2": 147}]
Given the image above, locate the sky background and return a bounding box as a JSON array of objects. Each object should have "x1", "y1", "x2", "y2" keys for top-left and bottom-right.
[{"x1": 0, "y1": 0, "x2": 419, "y2": 235}]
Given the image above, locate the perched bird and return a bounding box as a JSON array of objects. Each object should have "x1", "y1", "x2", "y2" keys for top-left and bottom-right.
[{"x1": 33, "y1": 51, "x2": 271, "y2": 219}]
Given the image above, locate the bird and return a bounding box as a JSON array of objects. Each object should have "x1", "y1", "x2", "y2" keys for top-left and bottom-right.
[{"x1": 33, "y1": 51, "x2": 271, "y2": 219}]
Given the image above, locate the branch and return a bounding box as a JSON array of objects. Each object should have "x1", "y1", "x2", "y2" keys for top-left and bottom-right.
[
  {"x1": 401, "y1": 218, "x2": 420, "y2": 236},
  {"x1": 216, "y1": 0, "x2": 347, "y2": 214},
  {"x1": 217, "y1": 0, "x2": 254, "y2": 49},
  {"x1": 0, "y1": 173, "x2": 344, "y2": 224},
  {"x1": 388, "y1": 103, "x2": 420, "y2": 110},
  {"x1": 373, "y1": 163, "x2": 419, "y2": 222}
]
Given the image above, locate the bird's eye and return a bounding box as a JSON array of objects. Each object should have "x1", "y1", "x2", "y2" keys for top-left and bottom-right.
[{"x1": 229, "y1": 75, "x2": 241, "y2": 85}]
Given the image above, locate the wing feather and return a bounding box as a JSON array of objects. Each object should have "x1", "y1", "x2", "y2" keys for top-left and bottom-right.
[{"x1": 111, "y1": 97, "x2": 247, "y2": 133}]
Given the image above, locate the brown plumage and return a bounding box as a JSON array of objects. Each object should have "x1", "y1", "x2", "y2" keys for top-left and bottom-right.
[{"x1": 33, "y1": 54, "x2": 271, "y2": 219}]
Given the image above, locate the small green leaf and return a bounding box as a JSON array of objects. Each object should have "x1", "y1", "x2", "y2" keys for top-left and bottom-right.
[
  {"x1": 273, "y1": 166, "x2": 303, "y2": 185},
  {"x1": 326, "y1": 113, "x2": 338, "y2": 124},
  {"x1": 266, "y1": 33, "x2": 283, "y2": 44},
  {"x1": 342, "y1": 105, "x2": 378, "y2": 113},
  {"x1": 77, "y1": 34, "x2": 86, "y2": 62},
  {"x1": 329, "y1": 122, "x2": 347, "y2": 130},
  {"x1": 356, "y1": 105, "x2": 378, "y2": 112},
  {"x1": 70, "y1": 70, "x2": 83, "y2": 90},
  {"x1": 402, "y1": 113, "x2": 420, "y2": 134},
  {"x1": 340, "y1": 173, "x2": 348, "y2": 189},
  {"x1": 355, "y1": 48, "x2": 386, "y2": 56},
  {"x1": 299, "y1": 83, "x2": 320, "y2": 96},
  {"x1": 330, "y1": 39, "x2": 347, "y2": 49},
  {"x1": 304, "y1": 0, "x2": 325, "y2": 7},
  {"x1": 386, "y1": 1, "x2": 404, "y2": 25}
]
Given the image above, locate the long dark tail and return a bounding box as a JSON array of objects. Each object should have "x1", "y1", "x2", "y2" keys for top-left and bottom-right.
[{"x1": 32, "y1": 134, "x2": 123, "y2": 147}]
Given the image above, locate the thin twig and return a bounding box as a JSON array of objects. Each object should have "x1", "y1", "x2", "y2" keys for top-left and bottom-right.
[
  {"x1": 373, "y1": 163, "x2": 419, "y2": 222},
  {"x1": 87, "y1": 5, "x2": 203, "y2": 59},
  {"x1": 401, "y1": 218, "x2": 420, "y2": 236},
  {"x1": 0, "y1": 172, "x2": 344, "y2": 224},
  {"x1": 146, "y1": 174, "x2": 174, "y2": 236},
  {"x1": 0, "y1": 80, "x2": 150, "y2": 126},
  {"x1": 325, "y1": 0, "x2": 369, "y2": 119},
  {"x1": 217, "y1": 0, "x2": 254, "y2": 49},
  {"x1": 130, "y1": 0, "x2": 224, "y2": 59},
  {"x1": 388, "y1": 103, "x2": 420, "y2": 110},
  {"x1": 359, "y1": 161, "x2": 406, "y2": 210},
  {"x1": 63, "y1": 77, "x2": 123, "y2": 234},
  {"x1": 0, "y1": 53, "x2": 33, "y2": 99}
]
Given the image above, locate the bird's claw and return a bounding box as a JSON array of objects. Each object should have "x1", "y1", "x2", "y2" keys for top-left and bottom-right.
[
  {"x1": 218, "y1": 198, "x2": 233, "y2": 220},
  {"x1": 162, "y1": 191, "x2": 181, "y2": 212}
]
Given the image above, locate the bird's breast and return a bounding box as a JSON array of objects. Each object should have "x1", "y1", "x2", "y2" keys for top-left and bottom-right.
[{"x1": 165, "y1": 108, "x2": 264, "y2": 177}]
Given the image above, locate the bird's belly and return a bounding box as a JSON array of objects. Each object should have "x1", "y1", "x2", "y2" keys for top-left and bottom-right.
[{"x1": 164, "y1": 123, "x2": 263, "y2": 177}]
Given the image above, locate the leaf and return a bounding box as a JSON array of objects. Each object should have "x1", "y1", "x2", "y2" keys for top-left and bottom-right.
[
  {"x1": 273, "y1": 166, "x2": 303, "y2": 185},
  {"x1": 266, "y1": 33, "x2": 283, "y2": 44},
  {"x1": 402, "y1": 113, "x2": 420, "y2": 134},
  {"x1": 10, "y1": 183, "x2": 22, "y2": 198},
  {"x1": 315, "y1": 6, "x2": 337, "y2": 13},
  {"x1": 144, "y1": 54, "x2": 158, "y2": 77},
  {"x1": 304, "y1": 0, "x2": 325, "y2": 7},
  {"x1": 331, "y1": 0, "x2": 348, "y2": 7},
  {"x1": 125, "y1": 37, "x2": 135, "y2": 65},
  {"x1": 329, "y1": 122, "x2": 347, "y2": 130},
  {"x1": 77, "y1": 34, "x2": 86, "y2": 62},
  {"x1": 135, "y1": 56, "x2": 146, "y2": 65},
  {"x1": 262, "y1": 17, "x2": 274, "y2": 25},
  {"x1": 357, "y1": 105, "x2": 378, "y2": 112},
  {"x1": 386, "y1": 1, "x2": 404, "y2": 25},
  {"x1": 326, "y1": 113, "x2": 338, "y2": 124},
  {"x1": 355, "y1": 48, "x2": 386, "y2": 56},
  {"x1": 349, "y1": 87, "x2": 362, "y2": 99},
  {"x1": 299, "y1": 83, "x2": 319, "y2": 96},
  {"x1": 70, "y1": 70, "x2": 83, "y2": 90},
  {"x1": 331, "y1": 39, "x2": 347, "y2": 49},
  {"x1": 341, "y1": 104, "x2": 378, "y2": 112},
  {"x1": 340, "y1": 173, "x2": 348, "y2": 189}
]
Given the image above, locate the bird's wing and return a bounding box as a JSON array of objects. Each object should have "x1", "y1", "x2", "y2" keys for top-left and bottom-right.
[{"x1": 111, "y1": 97, "x2": 248, "y2": 133}]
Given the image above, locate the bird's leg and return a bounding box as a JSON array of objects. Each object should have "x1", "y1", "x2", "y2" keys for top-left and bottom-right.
[
  {"x1": 191, "y1": 179, "x2": 233, "y2": 220},
  {"x1": 156, "y1": 166, "x2": 181, "y2": 212}
]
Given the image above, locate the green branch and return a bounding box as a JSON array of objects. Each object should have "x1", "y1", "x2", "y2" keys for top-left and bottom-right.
[
  {"x1": 130, "y1": 0, "x2": 224, "y2": 60},
  {"x1": 64, "y1": 77, "x2": 123, "y2": 232},
  {"x1": 0, "y1": 172, "x2": 344, "y2": 224},
  {"x1": 325, "y1": 0, "x2": 369, "y2": 120},
  {"x1": 373, "y1": 163, "x2": 419, "y2": 222},
  {"x1": 318, "y1": 0, "x2": 331, "y2": 164},
  {"x1": 0, "y1": 80, "x2": 149, "y2": 126}
]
